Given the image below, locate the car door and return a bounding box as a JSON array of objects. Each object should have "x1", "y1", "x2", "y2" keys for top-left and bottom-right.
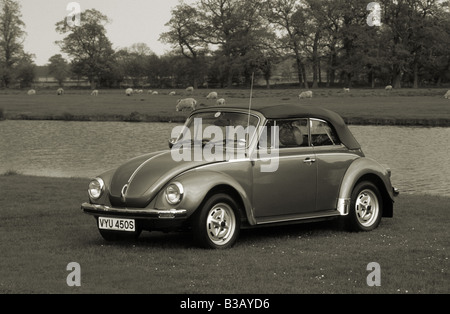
[
  {"x1": 310, "y1": 118, "x2": 359, "y2": 211},
  {"x1": 251, "y1": 118, "x2": 317, "y2": 220}
]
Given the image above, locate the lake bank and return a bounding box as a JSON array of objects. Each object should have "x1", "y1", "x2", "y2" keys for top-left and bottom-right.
[
  {"x1": 2, "y1": 112, "x2": 450, "y2": 126},
  {"x1": 1, "y1": 88, "x2": 449, "y2": 126}
]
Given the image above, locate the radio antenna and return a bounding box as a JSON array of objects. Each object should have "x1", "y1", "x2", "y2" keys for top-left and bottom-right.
[
  {"x1": 245, "y1": 72, "x2": 255, "y2": 158},
  {"x1": 247, "y1": 72, "x2": 254, "y2": 130}
]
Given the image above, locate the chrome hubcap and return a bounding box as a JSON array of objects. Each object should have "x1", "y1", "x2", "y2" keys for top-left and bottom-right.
[
  {"x1": 355, "y1": 189, "x2": 379, "y2": 227},
  {"x1": 206, "y1": 203, "x2": 236, "y2": 245}
]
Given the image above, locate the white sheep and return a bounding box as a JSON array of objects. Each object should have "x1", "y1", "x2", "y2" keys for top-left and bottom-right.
[
  {"x1": 169, "y1": 91, "x2": 176, "y2": 96},
  {"x1": 57, "y1": 88, "x2": 64, "y2": 95},
  {"x1": 216, "y1": 98, "x2": 226, "y2": 105},
  {"x1": 91, "y1": 90, "x2": 98, "y2": 96},
  {"x1": 186, "y1": 86, "x2": 194, "y2": 92},
  {"x1": 343, "y1": 88, "x2": 350, "y2": 93},
  {"x1": 27, "y1": 89, "x2": 36, "y2": 95},
  {"x1": 176, "y1": 98, "x2": 197, "y2": 111},
  {"x1": 147, "y1": 90, "x2": 153, "y2": 94},
  {"x1": 125, "y1": 88, "x2": 133, "y2": 96},
  {"x1": 444, "y1": 90, "x2": 450, "y2": 99},
  {"x1": 152, "y1": 91, "x2": 158, "y2": 95},
  {"x1": 206, "y1": 91, "x2": 218, "y2": 99},
  {"x1": 385, "y1": 85, "x2": 393, "y2": 90},
  {"x1": 299, "y1": 91, "x2": 313, "y2": 99}
]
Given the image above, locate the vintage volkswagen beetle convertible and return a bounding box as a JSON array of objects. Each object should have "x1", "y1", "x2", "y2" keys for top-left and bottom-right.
[{"x1": 82, "y1": 104, "x2": 398, "y2": 249}]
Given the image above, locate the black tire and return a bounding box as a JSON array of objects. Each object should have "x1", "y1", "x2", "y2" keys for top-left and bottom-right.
[
  {"x1": 346, "y1": 181, "x2": 383, "y2": 231},
  {"x1": 192, "y1": 193, "x2": 241, "y2": 249}
]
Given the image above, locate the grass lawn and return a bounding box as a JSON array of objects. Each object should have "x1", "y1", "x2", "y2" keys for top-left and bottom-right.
[
  {"x1": 0, "y1": 174, "x2": 448, "y2": 294},
  {"x1": 1, "y1": 87, "x2": 450, "y2": 126}
]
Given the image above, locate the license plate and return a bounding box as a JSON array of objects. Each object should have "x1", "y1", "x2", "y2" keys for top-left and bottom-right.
[{"x1": 98, "y1": 217, "x2": 135, "y2": 232}]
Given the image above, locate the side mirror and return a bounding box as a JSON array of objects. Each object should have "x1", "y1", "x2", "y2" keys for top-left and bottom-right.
[
  {"x1": 237, "y1": 138, "x2": 246, "y2": 148},
  {"x1": 168, "y1": 138, "x2": 177, "y2": 149}
]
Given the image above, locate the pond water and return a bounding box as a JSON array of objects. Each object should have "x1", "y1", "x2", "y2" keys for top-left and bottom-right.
[{"x1": 0, "y1": 120, "x2": 449, "y2": 197}]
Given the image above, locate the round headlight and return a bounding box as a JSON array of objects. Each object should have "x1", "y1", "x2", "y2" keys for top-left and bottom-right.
[
  {"x1": 88, "y1": 177, "x2": 105, "y2": 200},
  {"x1": 165, "y1": 182, "x2": 184, "y2": 205}
]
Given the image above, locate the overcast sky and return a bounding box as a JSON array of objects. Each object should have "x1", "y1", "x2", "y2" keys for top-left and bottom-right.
[{"x1": 19, "y1": 0, "x2": 195, "y2": 65}]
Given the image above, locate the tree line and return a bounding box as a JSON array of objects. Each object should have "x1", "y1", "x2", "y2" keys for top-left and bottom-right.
[{"x1": 1, "y1": 0, "x2": 450, "y2": 89}]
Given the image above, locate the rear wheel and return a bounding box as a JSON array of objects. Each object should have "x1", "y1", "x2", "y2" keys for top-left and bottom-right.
[
  {"x1": 193, "y1": 193, "x2": 241, "y2": 249},
  {"x1": 346, "y1": 181, "x2": 383, "y2": 231}
]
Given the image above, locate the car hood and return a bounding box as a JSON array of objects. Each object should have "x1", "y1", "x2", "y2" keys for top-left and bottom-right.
[{"x1": 109, "y1": 150, "x2": 220, "y2": 207}]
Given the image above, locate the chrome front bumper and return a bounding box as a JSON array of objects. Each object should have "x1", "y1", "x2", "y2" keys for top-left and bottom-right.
[{"x1": 81, "y1": 202, "x2": 187, "y2": 219}]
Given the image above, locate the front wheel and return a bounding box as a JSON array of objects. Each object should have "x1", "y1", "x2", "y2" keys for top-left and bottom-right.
[
  {"x1": 193, "y1": 193, "x2": 241, "y2": 249},
  {"x1": 346, "y1": 181, "x2": 383, "y2": 231}
]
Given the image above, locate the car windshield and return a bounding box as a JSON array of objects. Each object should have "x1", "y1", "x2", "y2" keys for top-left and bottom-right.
[{"x1": 175, "y1": 110, "x2": 260, "y2": 149}]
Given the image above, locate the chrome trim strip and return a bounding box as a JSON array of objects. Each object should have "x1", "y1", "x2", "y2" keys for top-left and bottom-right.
[
  {"x1": 128, "y1": 151, "x2": 167, "y2": 184},
  {"x1": 120, "y1": 184, "x2": 128, "y2": 203},
  {"x1": 255, "y1": 211, "x2": 340, "y2": 225},
  {"x1": 121, "y1": 151, "x2": 167, "y2": 203}
]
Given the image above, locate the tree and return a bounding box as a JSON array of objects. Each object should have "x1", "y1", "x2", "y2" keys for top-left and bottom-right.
[
  {"x1": 425, "y1": 3, "x2": 450, "y2": 85},
  {"x1": 196, "y1": 0, "x2": 267, "y2": 87},
  {"x1": 380, "y1": 0, "x2": 440, "y2": 88},
  {"x1": 160, "y1": 3, "x2": 208, "y2": 89},
  {"x1": 160, "y1": 0, "x2": 450, "y2": 88},
  {"x1": 47, "y1": 54, "x2": 69, "y2": 87},
  {"x1": 55, "y1": 9, "x2": 115, "y2": 88},
  {"x1": 336, "y1": 0, "x2": 376, "y2": 87},
  {"x1": 263, "y1": 0, "x2": 310, "y2": 88},
  {"x1": 0, "y1": 0, "x2": 26, "y2": 87},
  {"x1": 15, "y1": 52, "x2": 35, "y2": 87},
  {"x1": 115, "y1": 43, "x2": 156, "y2": 87}
]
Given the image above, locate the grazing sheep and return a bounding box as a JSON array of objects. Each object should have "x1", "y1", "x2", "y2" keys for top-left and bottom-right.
[
  {"x1": 385, "y1": 85, "x2": 393, "y2": 90},
  {"x1": 152, "y1": 91, "x2": 158, "y2": 95},
  {"x1": 147, "y1": 90, "x2": 153, "y2": 94},
  {"x1": 27, "y1": 89, "x2": 36, "y2": 95},
  {"x1": 343, "y1": 88, "x2": 350, "y2": 92},
  {"x1": 298, "y1": 91, "x2": 313, "y2": 99},
  {"x1": 216, "y1": 98, "x2": 226, "y2": 105},
  {"x1": 169, "y1": 91, "x2": 176, "y2": 96},
  {"x1": 137, "y1": 89, "x2": 143, "y2": 94},
  {"x1": 126, "y1": 88, "x2": 133, "y2": 96},
  {"x1": 57, "y1": 88, "x2": 64, "y2": 95},
  {"x1": 176, "y1": 98, "x2": 197, "y2": 111},
  {"x1": 206, "y1": 91, "x2": 218, "y2": 99},
  {"x1": 444, "y1": 90, "x2": 450, "y2": 99},
  {"x1": 91, "y1": 89, "x2": 98, "y2": 96},
  {"x1": 186, "y1": 86, "x2": 194, "y2": 93}
]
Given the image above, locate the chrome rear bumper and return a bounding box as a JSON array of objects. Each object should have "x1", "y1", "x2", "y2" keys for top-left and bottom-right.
[{"x1": 393, "y1": 187, "x2": 400, "y2": 196}]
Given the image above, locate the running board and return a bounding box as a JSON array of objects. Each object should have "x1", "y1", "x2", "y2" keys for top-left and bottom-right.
[{"x1": 255, "y1": 210, "x2": 341, "y2": 225}]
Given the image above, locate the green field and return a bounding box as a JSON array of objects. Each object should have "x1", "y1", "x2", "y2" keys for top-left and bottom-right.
[
  {"x1": 0, "y1": 173, "x2": 448, "y2": 294},
  {"x1": 1, "y1": 87, "x2": 450, "y2": 126}
]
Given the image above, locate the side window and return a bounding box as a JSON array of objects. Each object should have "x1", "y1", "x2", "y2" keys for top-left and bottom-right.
[
  {"x1": 260, "y1": 119, "x2": 308, "y2": 149},
  {"x1": 310, "y1": 119, "x2": 340, "y2": 146}
]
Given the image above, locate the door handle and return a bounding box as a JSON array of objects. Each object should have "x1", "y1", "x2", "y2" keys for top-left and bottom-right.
[{"x1": 303, "y1": 157, "x2": 316, "y2": 164}]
